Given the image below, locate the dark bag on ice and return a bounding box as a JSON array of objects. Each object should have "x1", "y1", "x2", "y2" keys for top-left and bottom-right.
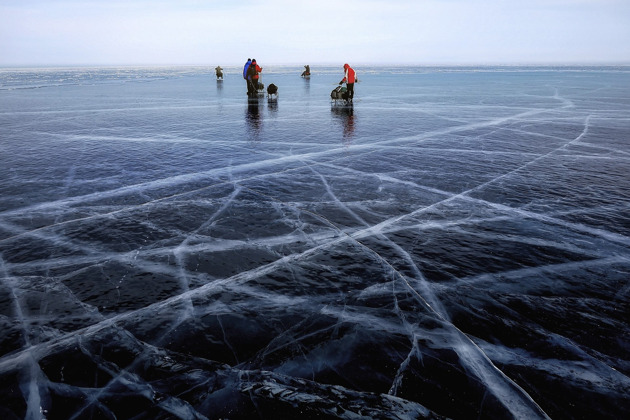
[{"x1": 267, "y1": 83, "x2": 278, "y2": 95}]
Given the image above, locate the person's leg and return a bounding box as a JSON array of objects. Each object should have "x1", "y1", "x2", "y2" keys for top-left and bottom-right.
[{"x1": 347, "y1": 83, "x2": 354, "y2": 100}]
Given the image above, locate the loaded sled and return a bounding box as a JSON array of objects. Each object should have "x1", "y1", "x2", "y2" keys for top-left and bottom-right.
[
  {"x1": 331, "y1": 85, "x2": 352, "y2": 105},
  {"x1": 248, "y1": 77, "x2": 265, "y2": 98},
  {"x1": 267, "y1": 83, "x2": 278, "y2": 99}
]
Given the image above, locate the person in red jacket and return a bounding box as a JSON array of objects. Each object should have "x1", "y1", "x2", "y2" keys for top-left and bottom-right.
[
  {"x1": 339, "y1": 63, "x2": 356, "y2": 102},
  {"x1": 249, "y1": 59, "x2": 263, "y2": 92}
]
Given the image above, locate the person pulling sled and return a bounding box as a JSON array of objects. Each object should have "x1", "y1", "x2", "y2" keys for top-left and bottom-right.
[
  {"x1": 338, "y1": 63, "x2": 356, "y2": 102},
  {"x1": 331, "y1": 63, "x2": 356, "y2": 105},
  {"x1": 243, "y1": 58, "x2": 253, "y2": 95},
  {"x1": 247, "y1": 59, "x2": 263, "y2": 97}
]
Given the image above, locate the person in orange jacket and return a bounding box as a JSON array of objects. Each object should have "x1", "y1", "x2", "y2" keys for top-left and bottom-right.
[
  {"x1": 248, "y1": 59, "x2": 263, "y2": 92},
  {"x1": 339, "y1": 63, "x2": 356, "y2": 101}
]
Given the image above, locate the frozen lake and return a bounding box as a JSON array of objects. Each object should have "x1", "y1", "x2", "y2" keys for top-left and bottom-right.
[{"x1": 1, "y1": 66, "x2": 629, "y2": 419}]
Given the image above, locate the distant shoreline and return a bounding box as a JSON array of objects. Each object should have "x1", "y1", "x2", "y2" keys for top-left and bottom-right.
[{"x1": 2, "y1": 63, "x2": 630, "y2": 70}]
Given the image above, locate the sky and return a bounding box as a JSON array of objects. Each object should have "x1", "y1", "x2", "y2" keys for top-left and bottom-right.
[{"x1": 1, "y1": 0, "x2": 629, "y2": 67}]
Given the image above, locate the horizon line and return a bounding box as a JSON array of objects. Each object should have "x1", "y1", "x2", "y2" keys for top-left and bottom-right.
[{"x1": 2, "y1": 61, "x2": 630, "y2": 70}]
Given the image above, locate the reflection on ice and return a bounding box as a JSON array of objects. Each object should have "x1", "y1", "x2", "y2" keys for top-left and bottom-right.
[
  {"x1": 246, "y1": 99, "x2": 262, "y2": 139},
  {"x1": 1, "y1": 66, "x2": 629, "y2": 419},
  {"x1": 331, "y1": 105, "x2": 355, "y2": 141}
]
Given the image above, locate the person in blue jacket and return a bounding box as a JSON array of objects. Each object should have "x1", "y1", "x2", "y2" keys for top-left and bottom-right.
[{"x1": 243, "y1": 58, "x2": 252, "y2": 95}]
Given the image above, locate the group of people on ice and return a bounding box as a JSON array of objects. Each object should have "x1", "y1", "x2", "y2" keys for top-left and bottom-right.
[
  {"x1": 230, "y1": 59, "x2": 356, "y2": 102},
  {"x1": 242, "y1": 58, "x2": 263, "y2": 96}
]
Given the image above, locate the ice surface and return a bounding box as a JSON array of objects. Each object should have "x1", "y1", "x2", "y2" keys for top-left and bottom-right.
[{"x1": 1, "y1": 66, "x2": 629, "y2": 419}]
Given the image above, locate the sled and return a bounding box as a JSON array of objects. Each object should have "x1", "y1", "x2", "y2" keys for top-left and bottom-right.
[
  {"x1": 331, "y1": 85, "x2": 352, "y2": 105},
  {"x1": 267, "y1": 83, "x2": 278, "y2": 99}
]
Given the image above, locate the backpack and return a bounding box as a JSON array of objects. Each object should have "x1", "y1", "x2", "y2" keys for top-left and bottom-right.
[{"x1": 247, "y1": 65, "x2": 256, "y2": 79}]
